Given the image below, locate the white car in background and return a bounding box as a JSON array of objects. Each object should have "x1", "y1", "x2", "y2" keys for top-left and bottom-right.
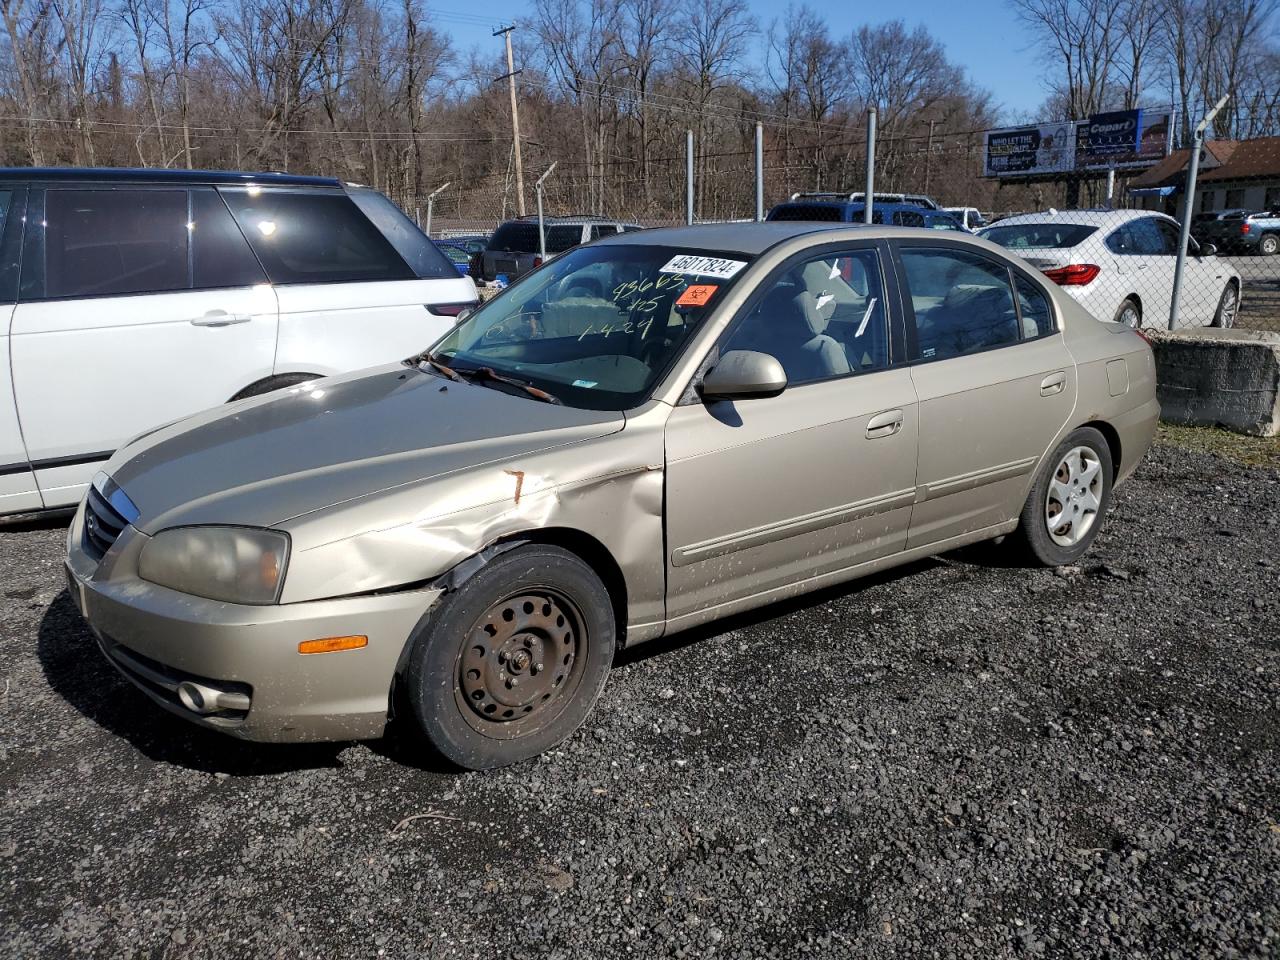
[
  {"x1": 979, "y1": 209, "x2": 1241, "y2": 330},
  {"x1": 944, "y1": 206, "x2": 988, "y2": 231},
  {"x1": 0, "y1": 169, "x2": 478, "y2": 515}
]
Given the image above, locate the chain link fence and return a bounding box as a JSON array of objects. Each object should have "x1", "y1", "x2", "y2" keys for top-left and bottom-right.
[{"x1": 398, "y1": 128, "x2": 1280, "y2": 335}]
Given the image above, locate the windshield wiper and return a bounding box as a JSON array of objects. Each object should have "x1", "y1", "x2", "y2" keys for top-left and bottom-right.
[
  {"x1": 457, "y1": 366, "x2": 562, "y2": 405},
  {"x1": 418, "y1": 353, "x2": 464, "y2": 382}
]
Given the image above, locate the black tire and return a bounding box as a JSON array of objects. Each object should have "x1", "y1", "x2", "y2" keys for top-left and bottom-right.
[
  {"x1": 1212, "y1": 281, "x2": 1239, "y2": 328},
  {"x1": 229, "y1": 373, "x2": 321, "y2": 401},
  {"x1": 1112, "y1": 298, "x2": 1141, "y2": 329},
  {"x1": 1014, "y1": 426, "x2": 1114, "y2": 566},
  {"x1": 1259, "y1": 234, "x2": 1279, "y2": 256},
  {"x1": 404, "y1": 545, "x2": 614, "y2": 769}
]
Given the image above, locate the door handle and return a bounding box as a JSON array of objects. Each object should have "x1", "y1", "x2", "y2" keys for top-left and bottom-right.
[
  {"x1": 1040, "y1": 372, "x2": 1067, "y2": 396},
  {"x1": 866, "y1": 409, "x2": 903, "y2": 439},
  {"x1": 190, "y1": 310, "x2": 251, "y2": 327}
]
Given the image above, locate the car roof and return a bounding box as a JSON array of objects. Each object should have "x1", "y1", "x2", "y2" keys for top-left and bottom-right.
[
  {"x1": 592, "y1": 221, "x2": 980, "y2": 256},
  {"x1": 986, "y1": 208, "x2": 1172, "y2": 228},
  {"x1": 0, "y1": 166, "x2": 342, "y2": 187}
]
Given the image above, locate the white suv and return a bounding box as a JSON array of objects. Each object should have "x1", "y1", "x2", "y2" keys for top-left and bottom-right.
[{"x1": 0, "y1": 169, "x2": 477, "y2": 514}]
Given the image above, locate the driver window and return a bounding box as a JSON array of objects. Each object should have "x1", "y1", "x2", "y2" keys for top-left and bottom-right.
[{"x1": 722, "y1": 249, "x2": 889, "y2": 386}]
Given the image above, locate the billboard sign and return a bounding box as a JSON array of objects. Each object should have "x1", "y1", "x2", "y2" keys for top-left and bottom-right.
[
  {"x1": 1076, "y1": 111, "x2": 1172, "y2": 169},
  {"x1": 1084, "y1": 109, "x2": 1144, "y2": 157},
  {"x1": 983, "y1": 121, "x2": 1075, "y2": 177}
]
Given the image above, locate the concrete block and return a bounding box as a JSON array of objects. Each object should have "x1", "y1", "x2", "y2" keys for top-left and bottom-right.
[{"x1": 1148, "y1": 328, "x2": 1280, "y2": 436}]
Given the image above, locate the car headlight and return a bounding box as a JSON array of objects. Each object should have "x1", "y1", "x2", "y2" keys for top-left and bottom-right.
[{"x1": 138, "y1": 526, "x2": 290, "y2": 605}]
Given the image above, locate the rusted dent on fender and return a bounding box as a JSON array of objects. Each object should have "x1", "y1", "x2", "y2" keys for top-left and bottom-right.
[{"x1": 504, "y1": 469, "x2": 525, "y2": 505}]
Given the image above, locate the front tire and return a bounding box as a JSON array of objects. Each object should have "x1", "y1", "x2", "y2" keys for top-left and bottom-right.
[
  {"x1": 1212, "y1": 282, "x2": 1239, "y2": 328},
  {"x1": 1259, "y1": 234, "x2": 1278, "y2": 256},
  {"x1": 1014, "y1": 427, "x2": 1113, "y2": 566},
  {"x1": 404, "y1": 545, "x2": 615, "y2": 769}
]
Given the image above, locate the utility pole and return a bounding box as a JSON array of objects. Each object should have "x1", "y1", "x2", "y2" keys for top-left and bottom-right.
[
  {"x1": 922, "y1": 118, "x2": 939, "y2": 195},
  {"x1": 494, "y1": 25, "x2": 526, "y2": 216}
]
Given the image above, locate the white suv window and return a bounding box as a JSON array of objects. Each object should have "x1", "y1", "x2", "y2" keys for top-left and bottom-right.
[{"x1": 43, "y1": 189, "x2": 189, "y2": 299}]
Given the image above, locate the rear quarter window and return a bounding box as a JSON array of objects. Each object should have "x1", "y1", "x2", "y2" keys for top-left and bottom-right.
[
  {"x1": 346, "y1": 188, "x2": 458, "y2": 280},
  {"x1": 218, "y1": 187, "x2": 415, "y2": 285}
]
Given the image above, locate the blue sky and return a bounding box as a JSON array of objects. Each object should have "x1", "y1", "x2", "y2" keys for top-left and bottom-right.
[{"x1": 433, "y1": 0, "x2": 1047, "y2": 123}]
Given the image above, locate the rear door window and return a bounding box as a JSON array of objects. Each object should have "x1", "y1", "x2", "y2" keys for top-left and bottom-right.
[
  {"x1": 899, "y1": 247, "x2": 1020, "y2": 360},
  {"x1": 42, "y1": 188, "x2": 189, "y2": 299},
  {"x1": 218, "y1": 187, "x2": 415, "y2": 285},
  {"x1": 191, "y1": 189, "x2": 267, "y2": 289}
]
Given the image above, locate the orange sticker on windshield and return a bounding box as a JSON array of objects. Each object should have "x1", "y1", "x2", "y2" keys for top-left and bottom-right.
[{"x1": 676, "y1": 284, "x2": 719, "y2": 307}]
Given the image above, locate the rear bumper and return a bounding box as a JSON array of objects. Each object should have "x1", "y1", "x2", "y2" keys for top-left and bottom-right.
[
  {"x1": 1110, "y1": 395, "x2": 1160, "y2": 488},
  {"x1": 66, "y1": 502, "x2": 441, "y2": 743}
]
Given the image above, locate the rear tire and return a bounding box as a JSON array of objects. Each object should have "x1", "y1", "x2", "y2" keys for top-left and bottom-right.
[
  {"x1": 1260, "y1": 234, "x2": 1278, "y2": 256},
  {"x1": 1212, "y1": 282, "x2": 1239, "y2": 328},
  {"x1": 1113, "y1": 298, "x2": 1141, "y2": 329},
  {"x1": 1014, "y1": 427, "x2": 1113, "y2": 566},
  {"x1": 404, "y1": 545, "x2": 615, "y2": 770}
]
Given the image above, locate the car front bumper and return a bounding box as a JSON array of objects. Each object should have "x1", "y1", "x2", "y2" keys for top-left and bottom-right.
[{"x1": 65, "y1": 501, "x2": 443, "y2": 743}]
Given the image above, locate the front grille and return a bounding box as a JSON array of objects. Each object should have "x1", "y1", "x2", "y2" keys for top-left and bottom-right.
[{"x1": 83, "y1": 484, "x2": 128, "y2": 561}]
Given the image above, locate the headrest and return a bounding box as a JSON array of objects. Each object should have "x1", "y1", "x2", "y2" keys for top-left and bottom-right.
[
  {"x1": 943, "y1": 283, "x2": 1005, "y2": 311},
  {"x1": 762, "y1": 287, "x2": 828, "y2": 339}
]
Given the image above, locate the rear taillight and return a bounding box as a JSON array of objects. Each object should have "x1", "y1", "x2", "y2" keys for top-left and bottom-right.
[
  {"x1": 1133, "y1": 327, "x2": 1154, "y2": 346},
  {"x1": 532, "y1": 256, "x2": 543, "y2": 268},
  {"x1": 1041, "y1": 263, "x2": 1101, "y2": 286},
  {"x1": 468, "y1": 252, "x2": 482, "y2": 276},
  {"x1": 1241, "y1": 223, "x2": 1251, "y2": 234},
  {"x1": 425, "y1": 301, "x2": 478, "y2": 318}
]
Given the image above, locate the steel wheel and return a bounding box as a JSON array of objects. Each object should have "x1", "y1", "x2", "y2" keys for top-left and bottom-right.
[
  {"x1": 1261, "y1": 235, "x2": 1278, "y2": 256},
  {"x1": 453, "y1": 589, "x2": 586, "y2": 740},
  {"x1": 1213, "y1": 283, "x2": 1238, "y2": 328},
  {"x1": 1044, "y1": 445, "x2": 1103, "y2": 547}
]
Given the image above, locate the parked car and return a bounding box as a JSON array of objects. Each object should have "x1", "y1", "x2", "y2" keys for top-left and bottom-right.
[
  {"x1": 435, "y1": 240, "x2": 474, "y2": 276},
  {"x1": 768, "y1": 198, "x2": 965, "y2": 231},
  {"x1": 441, "y1": 233, "x2": 489, "y2": 255},
  {"x1": 0, "y1": 167, "x2": 478, "y2": 516},
  {"x1": 1190, "y1": 208, "x2": 1249, "y2": 244},
  {"x1": 1197, "y1": 208, "x2": 1280, "y2": 256},
  {"x1": 67, "y1": 221, "x2": 1158, "y2": 768},
  {"x1": 979, "y1": 209, "x2": 1241, "y2": 329},
  {"x1": 473, "y1": 216, "x2": 643, "y2": 283},
  {"x1": 944, "y1": 206, "x2": 989, "y2": 231}
]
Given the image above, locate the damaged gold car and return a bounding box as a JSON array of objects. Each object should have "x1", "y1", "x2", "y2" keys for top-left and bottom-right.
[{"x1": 65, "y1": 223, "x2": 1158, "y2": 768}]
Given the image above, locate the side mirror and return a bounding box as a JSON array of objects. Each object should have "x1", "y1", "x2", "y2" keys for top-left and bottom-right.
[
  {"x1": 700, "y1": 350, "x2": 788, "y2": 401},
  {"x1": 1198, "y1": 241, "x2": 1218, "y2": 257}
]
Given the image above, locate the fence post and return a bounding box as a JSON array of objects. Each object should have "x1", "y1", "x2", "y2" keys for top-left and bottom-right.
[
  {"x1": 535, "y1": 161, "x2": 557, "y2": 263},
  {"x1": 686, "y1": 130, "x2": 695, "y2": 225},
  {"x1": 1170, "y1": 95, "x2": 1228, "y2": 331},
  {"x1": 1105, "y1": 167, "x2": 1115, "y2": 209},
  {"x1": 755, "y1": 123, "x2": 764, "y2": 222},
  {"x1": 864, "y1": 108, "x2": 877, "y2": 225},
  {"x1": 424, "y1": 181, "x2": 451, "y2": 238}
]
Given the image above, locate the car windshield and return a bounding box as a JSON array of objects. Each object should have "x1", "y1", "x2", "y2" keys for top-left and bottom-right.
[
  {"x1": 428, "y1": 244, "x2": 753, "y2": 410},
  {"x1": 980, "y1": 223, "x2": 1099, "y2": 249}
]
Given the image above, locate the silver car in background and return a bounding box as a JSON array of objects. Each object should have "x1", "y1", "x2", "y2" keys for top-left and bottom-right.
[{"x1": 65, "y1": 223, "x2": 1158, "y2": 769}]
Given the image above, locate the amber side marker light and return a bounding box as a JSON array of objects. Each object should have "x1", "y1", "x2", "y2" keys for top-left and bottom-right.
[{"x1": 298, "y1": 635, "x2": 368, "y2": 655}]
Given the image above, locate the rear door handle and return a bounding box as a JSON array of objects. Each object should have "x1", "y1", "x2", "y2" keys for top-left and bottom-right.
[
  {"x1": 1040, "y1": 371, "x2": 1067, "y2": 396},
  {"x1": 866, "y1": 409, "x2": 903, "y2": 439},
  {"x1": 190, "y1": 310, "x2": 251, "y2": 327}
]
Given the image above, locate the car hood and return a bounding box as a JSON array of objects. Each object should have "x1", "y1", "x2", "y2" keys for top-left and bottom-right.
[{"x1": 108, "y1": 364, "x2": 625, "y2": 534}]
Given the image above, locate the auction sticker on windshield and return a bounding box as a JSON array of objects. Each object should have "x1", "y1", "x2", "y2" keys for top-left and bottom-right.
[{"x1": 659, "y1": 255, "x2": 747, "y2": 279}]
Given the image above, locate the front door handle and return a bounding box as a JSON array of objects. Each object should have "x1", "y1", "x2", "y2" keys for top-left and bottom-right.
[
  {"x1": 866, "y1": 409, "x2": 903, "y2": 439},
  {"x1": 190, "y1": 310, "x2": 251, "y2": 327},
  {"x1": 1040, "y1": 371, "x2": 1067, "y2": 396}
]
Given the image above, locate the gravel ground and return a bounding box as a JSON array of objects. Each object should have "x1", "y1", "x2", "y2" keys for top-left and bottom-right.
[{"x1": 2, "y1": 439, "x2": 1278, "y2": 959}]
